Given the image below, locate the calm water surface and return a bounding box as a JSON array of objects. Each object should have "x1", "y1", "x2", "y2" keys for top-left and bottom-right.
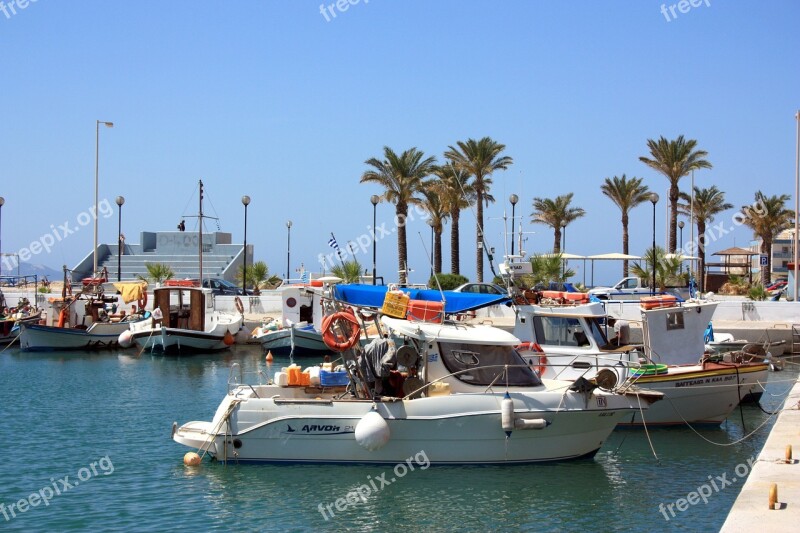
[{"x1": 0, "y1": 346, "x2": 797, "y2": 532}]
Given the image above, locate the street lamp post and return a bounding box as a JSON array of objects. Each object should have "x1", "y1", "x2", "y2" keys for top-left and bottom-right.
[
  {"x1": 0, "y1": 196, "x2": 4, "y2": 278},
  {"x1": 371, "y1": 195, "x2": 379, "y2": 285},
  {"x1": 561, "y1": 223, "x2": 567, "y2": 280},
  {"x1": 678, "y1": 220, "x2": 684, "y2": 274},
  {"x1": 286, "y1": 220, "x2": 292, "y2": 280},
  {"x1": 242, "y1": 196, "x2": 250, "y2": 293},
  {"x1": 509, "y1": 194, "x2": 519, "y2": 256},
  {"x1": 650, "y1": 193, "x2": 660, "y2": 296},
  {"x1": 115, "y1": 196, "x2": 124, "y2": 281},
  {"x1": 94, "y1": 120, "x2": 114, "y2": 275}
]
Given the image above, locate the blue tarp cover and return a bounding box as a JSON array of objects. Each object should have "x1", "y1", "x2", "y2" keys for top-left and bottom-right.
[{"x1": 332, "y1": 284, "x2": 510, "y2": 315}]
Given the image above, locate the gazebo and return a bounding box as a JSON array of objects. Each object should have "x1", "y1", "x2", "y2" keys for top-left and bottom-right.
[
  {"x1": 706, "y1": 246, "x2": 757, "y2": 290},
  {"x1": 586, "y1": 253, "x2": 642, "y2": 286}
]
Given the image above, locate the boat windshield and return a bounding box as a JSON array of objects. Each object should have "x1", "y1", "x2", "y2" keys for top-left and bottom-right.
[
  {"x1": 532, "y1": 315, "x2": 608, "y2": 349},
  {"x1": 437, "y1": 342, "x2": 542, "y2": 386}
]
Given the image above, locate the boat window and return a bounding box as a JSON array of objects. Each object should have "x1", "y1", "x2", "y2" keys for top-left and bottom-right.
[
  {"x1": 586, "y1": 317, "x2": 609, "y2": 347},
  {"x1": 438, "y1": 342, "x2": 541, "y2": 386},
  {"x1": 666, "y1": 311, "x2": 684, "y2": 330},
  {"x1": 532, "y1": 316, "x2": 593, "y2": 348}
]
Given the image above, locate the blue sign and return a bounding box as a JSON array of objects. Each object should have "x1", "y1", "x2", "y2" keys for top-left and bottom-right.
[{"x1": 760, "y1": 255, "x2": 768, "y2": 267}]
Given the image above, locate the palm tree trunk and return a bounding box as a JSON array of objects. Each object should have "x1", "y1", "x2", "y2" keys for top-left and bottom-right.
[
  {"x1": 451, "y1": 209, "x2": 460, "y2": 275},
  {"x1": 397, "y1": 203, "x2": 408, "y2": 285},
  {"x1": 434, "y1": 229, "x2": 442, "y2": 274},
  {"x1": 622, "y1": 212, "x2": 629, "y2": 277},
  {"x1": 476, "y1": 191, "x2": 484, "y2": 282},
  {"x1": 669, "y1": 183, "x2": 679, "y2": 252},
  {"x1": 553, "y1": 227, "x2": 562, "y2": 253},
  {"x1": 698, "y1": 221, "x2": 707, "y2": 292},
  {"x1": 761, "y1": 239, "x2": 771, "y2": 286}
]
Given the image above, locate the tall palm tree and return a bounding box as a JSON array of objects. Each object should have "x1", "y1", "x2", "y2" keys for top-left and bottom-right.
[
  {"x1": 361, "y1": 146, "x2": 436, "y2": 284},
  {"x1": 419, "y1": 180, "x2": 449, "y2": 274},
  {"x1": 677, "y1": 186, "x2": 732, "y2": 291},
  {"x1": 739, "y1": 191, "x2": 794, "y2": 285},
  {"x1": 600, "y1": 175, "x2": 650, "y2": 277},
  {"x1": 531, "y1": 193, "x2": 586, "y2": 253},
  {"x1": 433, "y1": 164, "x2": 475, "y2": 275},
  {"x1": 639, "y1": 135, "x2": 712, "y2": 253},
  {"x1": 445, "y1": 137, "x2": 513, "y2": 282},
  {"x1": 331, "y1": 259, "x2": 363, "y2": 284}
]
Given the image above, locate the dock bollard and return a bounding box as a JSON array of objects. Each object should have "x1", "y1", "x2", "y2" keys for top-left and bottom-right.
[
  {"x1": 786, "y1": 444, "x2": 793, "y2": 464},
  {"x1": 769, "y1": 483, "x2": 778, "y2": 510}
]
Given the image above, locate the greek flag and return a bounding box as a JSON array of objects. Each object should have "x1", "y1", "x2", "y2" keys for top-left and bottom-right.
[
  {"x1": 300, "y1": 271, "x2": 310, "y2": 283},
  {"x1": 328, "y1": 236, "x2": 339, "y2": 251}
]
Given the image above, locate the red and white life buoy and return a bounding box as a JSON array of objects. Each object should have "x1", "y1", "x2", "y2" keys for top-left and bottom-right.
[
  {"x1": 516, "y1": 342, "x2": 548, "y2": 377},
  {"x1": 322, "y1": 309, "x2": 362, "y2": 352}
]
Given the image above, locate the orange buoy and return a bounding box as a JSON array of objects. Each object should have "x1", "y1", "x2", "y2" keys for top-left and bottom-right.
[
  {"x1": 223, "y1": 331, "x2": 235, "y2": 346},
  {"x1": 265, "y1": 351, "x2": 274, "y2": 362},
  {"x1": 183, "y1": 452, "x2": 201, "y2": 466}
]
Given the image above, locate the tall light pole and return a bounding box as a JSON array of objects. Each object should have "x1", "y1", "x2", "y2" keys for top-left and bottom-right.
[
  {"x1": 561, "y1": 223, "x2": 567, "y2": 280},
  {"x1": 370, "y1": 195, "x2": 379, "y2": 285},
  {"x1": 94, "y1": 120, "x2": 114, "y2": 275},
  {"x1": 242, "y1": 195, "x2": 250, "y2": 293},
  {"x1": 794, "y1": 110, "x2": 799, "y2": 302},
  {"x1": 509, "y1": 194, "x2": 519, "y2": 256},
  {"x1": 0, "y1": 196, "x2": 4, "y2": 278},
  {"x1": 678, "y1": 220, "x2": 684, "y2": 275},
  {"x1": 115, "y1": 196, "x2": 124, "y2": 282},
  {"x1": 650, "y1": 193, "x2": 660, "y2": 296},
  {"x1": 286, "y1": 220, "x2": 292, "y2": 280}
]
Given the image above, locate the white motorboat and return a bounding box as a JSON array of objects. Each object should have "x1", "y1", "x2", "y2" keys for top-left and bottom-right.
[
  {"x1": 126, "y1": 286, "x2": 242, "y2": 354},
  {"x1": 253, "y1": 283, "x2": 331, "y2": 357},
  {"x1": 173, "y1": 316, "x2": 656, "y2": 465},
  {"x1": 513, "y1": 299, "x2": 768, "y2": 426}
]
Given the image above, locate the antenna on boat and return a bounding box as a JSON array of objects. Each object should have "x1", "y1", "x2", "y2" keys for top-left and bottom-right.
[
  {"x1": 417, "y1": 231, "x2": 445, "y2": 304},
  {"x1": 199, "y1": 179, "x2": 203, "y2": 284}
]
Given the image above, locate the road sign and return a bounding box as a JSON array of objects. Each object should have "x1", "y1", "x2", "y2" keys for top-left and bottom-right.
[{"x1": 760, "y1": 255, "x2": 768, "y2": 267}]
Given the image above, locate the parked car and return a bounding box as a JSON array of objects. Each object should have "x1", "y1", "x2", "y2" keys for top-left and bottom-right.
[
  {"x1": 201, "y1": 278, "x2": 253, "y2": 296},
  {"x1": 452, "y1": 283, "x2": 507, "y2": 296},
  {"x1": 766, "y1": 279, "x2": 788, "y2": 292}
]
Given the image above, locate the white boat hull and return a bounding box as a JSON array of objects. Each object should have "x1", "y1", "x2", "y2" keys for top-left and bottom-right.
[
  {"x1": 174, "y1": 385, "x2": 639, "y2": 464},
  {"x1": 132, "y1": 320, "x2": 241, "y2": 354},
  {"x1": 20, "y1": 320, "x2": 139, "y2": 351},
  {"x1": 257, "y1": 327, "x2": 330, "y2": 356}
]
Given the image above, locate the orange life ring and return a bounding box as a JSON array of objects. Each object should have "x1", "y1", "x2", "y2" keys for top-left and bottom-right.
[
  {"x1": 516, "y1": 342, "x2": 547, "y2": 377},
  {"x1": 138, "y1": 291, "x2": 148, "y2": 310},
  {"x1": 57, "y1": 308, "x2": 68, "y2": 328},
  {"x1": 322, "y1": 310, "x2": 362, "y2": 352},
  {"x1": 235, "y1": 296, "x2": 244, "y2": 314}
]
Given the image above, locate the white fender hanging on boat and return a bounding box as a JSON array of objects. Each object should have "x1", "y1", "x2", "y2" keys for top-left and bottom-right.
[
  {"x1": 355, "y1": 410, "x2": 391, "y2": 451},
  {"x1": 514, "y1": 418, "x2": 548, "y2": 430},
  {"x1": 501, "y1": 392, "x2": 515, "y2": 436},
  {"x1": 118, "y1": 330, "x2": 133, "y2": 348}
]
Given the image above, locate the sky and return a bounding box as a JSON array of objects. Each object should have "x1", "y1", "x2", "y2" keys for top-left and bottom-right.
[{"x1": 1, "y1": 0, "x2": 798, "y2": 286}]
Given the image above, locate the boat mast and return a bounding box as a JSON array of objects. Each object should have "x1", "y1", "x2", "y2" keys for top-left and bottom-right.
[{"x1": 199, "y1": 179, "x2": 203, "y2": 285}]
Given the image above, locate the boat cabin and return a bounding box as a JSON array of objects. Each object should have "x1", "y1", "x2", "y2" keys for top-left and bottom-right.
[{"x1": 153, "y1": 287, "x2": 213, "y2": 331}]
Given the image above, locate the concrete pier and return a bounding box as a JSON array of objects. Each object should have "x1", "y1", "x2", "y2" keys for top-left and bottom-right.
[{"x1": 721, "y1": 372, "x2": 800, "y2": 531}]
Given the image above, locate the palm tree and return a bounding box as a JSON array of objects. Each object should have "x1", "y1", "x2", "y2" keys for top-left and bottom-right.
[
  {"x1": 531, "y1": 193, "x2": 586, "y2": 252},
  {"x1": 600, "y1": 175, "x2": 650, "y2": 277},
  {"x1": 331, "y1": 259, "x2": 363, "y2": 284},
  {"x1": 445, "y1": 137, "x2": 513, "y2": 282},
  {"x1": 139, "y1": 263, "x2": 174, "y2": 284},
  {"x1": 419, "y1": 180, "x2": 449, "y2": 274},
  {"x1": 433, "y1": 164, "x2": 475, "y2": 275},
  {"x1": 630, "y1": 246, "x2": 683, "y2": 291},
  {"x1": 740, "y1": 191, "x2": 794, "y2": 285},
  {"x1": 361, "y1": 146, "x2": 436, "y2": 285},
  {"x1": 236, "y1": 260, "x2": 273, "y2": 294},
  {"x1": 639, "y1": 135, "x2": 712, "y2": 252},
  {"x1": 529, "y1": 253, "x2": 576, "y2": 285},
  {"x1": 677, "y1": 186, "x2": 732, "y2": 291}
]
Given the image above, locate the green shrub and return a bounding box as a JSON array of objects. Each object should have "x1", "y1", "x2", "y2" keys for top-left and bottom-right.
[{"x1": 429, "y1": 273, "x2": 468, "y2": 290}]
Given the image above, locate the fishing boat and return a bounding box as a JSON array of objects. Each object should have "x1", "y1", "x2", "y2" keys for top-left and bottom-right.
[
  {"x1": 173, "y1": 314, "x2": 657, "y2": 465},
  {"x1": 19, "y1": 292, "x2": 147, "y2": 351},
  {"x1": 125, "y1": 286, "x2": 243, "y2": 354},
  {"x1": 0, "y1": 275, "x2": 44, "y2": 344},
  {"x1": 512, "y1": 298, "x2": 768, "y2": 426}
]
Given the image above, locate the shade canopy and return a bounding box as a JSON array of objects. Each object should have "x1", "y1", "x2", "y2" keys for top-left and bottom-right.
[
  {"x1": 587, "y1": 253, "x2": 641, "y2": 260},
  {"x1": 538, "y1": 253, "x2": 586, "y2": 259}
]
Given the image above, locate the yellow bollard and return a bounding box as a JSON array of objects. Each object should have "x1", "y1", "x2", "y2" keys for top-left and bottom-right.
[
  {"x1": 769, "y1": 483, "x2": 778, "y2": 510},
  {"x1": 786, "y1": 444, "x2": 793, "y2": 464}
]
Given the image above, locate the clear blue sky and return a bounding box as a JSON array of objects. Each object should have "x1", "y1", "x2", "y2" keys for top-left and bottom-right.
[{"x1": 1, "y1": 0, "x2": 798, "y2": 285}]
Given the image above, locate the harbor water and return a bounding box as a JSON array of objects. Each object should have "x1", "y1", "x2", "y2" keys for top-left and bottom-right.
[{"x1": 0, "y1": 346, "x2": 797, "y2": 532}]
